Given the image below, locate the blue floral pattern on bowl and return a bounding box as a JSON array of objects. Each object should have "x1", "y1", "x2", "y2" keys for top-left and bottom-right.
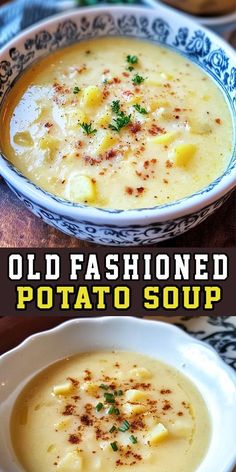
[{"x1": 0, "y1": 6, "x2": 235, "y2": 245}]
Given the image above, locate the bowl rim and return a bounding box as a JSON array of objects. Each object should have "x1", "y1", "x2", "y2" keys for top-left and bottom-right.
[
  {"x1": 0, "y1": 316, "x2": 236, "y2": 472},
  {"x1": 1, "y1": 316, "x2": 235, "y2": 377},
  {"x1": 0, "y1": 4, "x2": 235, "y2": 223}
]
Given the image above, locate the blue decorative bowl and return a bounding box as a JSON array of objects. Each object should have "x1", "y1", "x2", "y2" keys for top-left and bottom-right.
[{"x1": 0, "y1": 5, "x2": 235, "y2": 245}]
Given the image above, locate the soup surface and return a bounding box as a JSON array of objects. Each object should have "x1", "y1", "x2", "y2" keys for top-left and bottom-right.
[
  {"x1": 11, "y1": 351, "x2": 210, "y2": 472},
  {"x1": 0, "y1": 37, "x2": 232, "y2": 209}
]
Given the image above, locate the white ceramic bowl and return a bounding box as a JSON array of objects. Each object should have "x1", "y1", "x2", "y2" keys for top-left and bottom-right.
[
  {"x1": 0, "y1": 317, "x2": 236, "y2": 472},
  {"x1": 0, "y1": 6, "x2": 236, "y2": 245}
]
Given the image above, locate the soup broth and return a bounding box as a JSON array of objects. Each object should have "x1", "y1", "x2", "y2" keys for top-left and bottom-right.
[
  {"x1": 0, "y1": 37, "x2": 232, "y2": 209},
  {"x1": 11, "y1": 351, "x2": 210, "y2": 472}
]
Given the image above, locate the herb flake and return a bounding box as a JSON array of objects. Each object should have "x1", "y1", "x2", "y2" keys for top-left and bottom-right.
[
  {"x1": 108, "y1": 406, "x2": 120, "y2": 415},
  {"x1": 79, "y1": 121, "x2": 97, "y2": 136},
  {"x1": 111, "y1": 100, "x2": 121, "y2": 114},
  {"x1": 73, "y1": 86, "x2": 81, "y2": 94},
  {"x1": 127, "y1": 55, "x2": 138, "y2": 65},
  {"x1": 133, "y1": 104, "x2": 148, "y2": 114},
  {"x1": 95, "y1": 402, "x2": 104, "y2": 412},
  {"x1": 109, "y1": 112, "x2": 131, "y2": 132},
  {"x1": 100, "y1": 384, "x2": 109, "y2": 390},
  {"x1": 132, "y1": 73, "x2": 145, "y2": 85},
  {"x1": 118, "y1": 420, "x2": 130, "y2": 432},
  {"x1": 104, "y1": 392, "x2": 115, "y2": 404},
  {"x1": 110, "y1": 441, "x2": 118, "y2": 451},
  {"x1": 109, "y1": 425, "x2": 117, "y2": 433}
]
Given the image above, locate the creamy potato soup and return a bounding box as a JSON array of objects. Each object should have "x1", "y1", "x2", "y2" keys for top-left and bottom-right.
[
  {"x1": 0, "y1": 37, "x2": 232, "y2": 209},
  {"x1": 11, "y1": 351, "x2": 210, "y2": 472}
]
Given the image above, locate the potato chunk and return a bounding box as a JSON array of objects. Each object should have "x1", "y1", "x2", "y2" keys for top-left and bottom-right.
[
  {"x1": 125, "y1": 389, "x2": 148, "y2": 402},
  {"x1": 13, "y1": 131, "x2": 33, "y2": 147},
  {"x1": 123, "y1": 403, "x2": 147, "y2": 416},
  {"x1": 96, "y1": 131, "x2": 117, "y2": 154},
  {"x1": 66, "y1": 175, "x2": 96, "y2": 203},
  {"x1": 189, "y1": 119, "x2": 212, "y2": 135},
  {"x1": 81, "y1": 382, "x2": 99, "y2": 397},
  {"x1": 57, "y1": 451, "x2": 83, "y2": 471},
  {"x1": 96, "y1": 110, "x2": 112, "y2": 127},
  {"x1": 149, "y1": 99, "x2": 169, "y2": 112},
  {"x1": 39, "y1": 136, "x2": 59, "y2": 160},
  {"x1": 146, "y1": 423, "x2": 168, "y2": 445},
  {"x1": 67, "y1": 109, "x2": 88, "y2": 129},
  {"x1": 129, "y1": 367, "x2": 152, "y2": 380},
  {"x1": 83, "y1": 86, "x2": 103, "y2": 108},
  {"x1": 174, "y1": 144, "x2": 197, "y2": 166},
  {"x1": 53, "y1": 381, "x2": 73, "y2": 396},
  {"x1": 149, "y1": 131, "x2": 178, "y2": 145}
]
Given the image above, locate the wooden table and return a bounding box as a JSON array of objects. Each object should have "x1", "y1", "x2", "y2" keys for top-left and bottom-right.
[
  {"x1": 0, "y1": 316, "x2": 67, "y2": 355},
  {"x1": 0, "y1": 179, "x2": 235, "y2": 247}
]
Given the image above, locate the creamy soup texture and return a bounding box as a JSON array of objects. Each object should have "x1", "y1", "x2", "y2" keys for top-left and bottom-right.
[
  {"x1": 11, "y1": 351, "x2": 210, "y2": 472},
  {"x1": 0, "y1": 37, "x2": 232, "y2": 209}
]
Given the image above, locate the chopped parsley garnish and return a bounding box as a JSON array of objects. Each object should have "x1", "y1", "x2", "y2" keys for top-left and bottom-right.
[
  {"x1": 114, "y1": 390, "x2": 123, "y2": 397},
  {"x1": 111, "y1": 100, "x2": 121, "y2": 114},
  {"x1": 133, "y1": 104, "x2": 148, "y2": 114},
  {"x1": 100, "y1": 384, "x2": 109, "y2": 390},
  {"x1": 110, "y1": 441, "x2": 118, "y2": 451},
  {"x1": 130, "y1": 435, "x2": 138, "y2": 444},
  {"x1": 127, "y1": 55, "x2": 138, "y2": 65},
  {"x1": 73, "y1": 86, "x2": 81, "y2": 94},
  {"x1": 108, "y1": 406, "x2": 120, "y2": 415},
  {"x1": 109, "y1": 425, "x2": 117, "y2": 433},
  {"x1": 104, "y1": 392, "x2": 115, "y2": 403},
  {"x1": 126, "y1": 55, "x2": 139, "y2": 71},
  {"x1": 118, "y1": 420, "x2": 130, "y2": 432},
  {"x1": 132, "y1": 73, "x2": 145, "y2": 85},
  {"x1": 79, "y1": 121, "x2": 97, "y2": 136},
  {"x1": 95, "y1": 402, "x2": 104, "y2": 412},
  {"x1": 109, "y1": 112, "x2": 131, "y2": 132}
]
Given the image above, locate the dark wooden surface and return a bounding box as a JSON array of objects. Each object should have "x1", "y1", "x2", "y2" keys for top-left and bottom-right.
[
  {"x1": 0, "y1": 179, "x2": 235, "y2": 247},
  {"x1": 0, "y1": 316, "x2": 67, "y2": 355}
]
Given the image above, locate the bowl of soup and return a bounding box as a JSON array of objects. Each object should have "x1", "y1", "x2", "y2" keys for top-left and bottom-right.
[
  {"x1": 0, "y1": 317, "x2": 236, "y2": 472},
  {"x1": 0, "y1": 5, "x2": 235, "y2": 245}
]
